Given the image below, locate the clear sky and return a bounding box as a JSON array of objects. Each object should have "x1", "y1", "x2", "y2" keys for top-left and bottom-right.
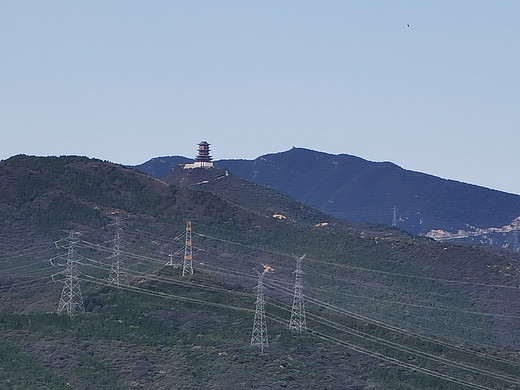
[{"x1": 1, "y1": 1, "x2": 519, "y2": 194}]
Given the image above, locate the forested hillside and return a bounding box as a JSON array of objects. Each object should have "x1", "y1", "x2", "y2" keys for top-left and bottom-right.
[{"x1": 1, "y1": 155, "x2": 520, "y2": 389}]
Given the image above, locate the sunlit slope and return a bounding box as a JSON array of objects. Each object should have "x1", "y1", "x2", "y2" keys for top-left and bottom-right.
[{"x1": 1, "y1": 155, "x2": 519, "y2": 389}]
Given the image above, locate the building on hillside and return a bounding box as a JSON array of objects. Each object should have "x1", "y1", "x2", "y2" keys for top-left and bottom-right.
[{"x1": 184, "y1": 141, "x2": 214, "y2": 169}]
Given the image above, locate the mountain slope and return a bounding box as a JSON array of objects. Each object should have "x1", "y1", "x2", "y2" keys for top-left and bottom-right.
[
  {"x1": 133, "y1": 155, "x2": 191, "y2": 178},
  {"x1": 133, "y1": 148, "x2": 520, "y2": 246},
  {"x1": 215, "y1": 148, "x2": 520, "y2": 236},
  {"x1": 162, "y1": 165, "x2": 335, "y2": 227},
  {"x1": 2, "y1": 155, "x2": 520, "y2": 389}
]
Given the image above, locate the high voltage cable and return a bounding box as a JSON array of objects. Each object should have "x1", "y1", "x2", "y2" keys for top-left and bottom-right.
[
  {"x1": 49, "y1": 227, "x2": 520, "y2": 370},
  {"x1": 79, "y1": 272, "x2": 503, "y2": 390},
  {"x1": 398, "y1": 314, "x2": 504, "y2": 353},
  {"x1": 267, "y1": 276, "x2": 520, "y2": 320},
  {"x1": 81, "y1": 252, "x2": 520, "y2": 370},
  {"x1": 306, "y1": 309, "x2": 520, "y2": 385},
  {"x1": 79, "y1": 250, "x2": 520, "y2": 384},
  {"x1": 79, "y1": 240, "x2": 171, "y2": 264},
  {"x1": 85, "y1": 245, "x2": 437, "y2": 320},
  {"x1": 86, "y1": 267, "x2": 507, "y2": 388},
  {"x1": 191, "y1": 221, "x2": 376, "y2": 252},
  {"x1": 0, "y1": 246, "x2": 55, "y2": 261},
  {"x1": 304, "y1": 327, "x2": 496, "y2": 390},
  {"x1": 76, "y1": 241, "x2": 520, "y2": 327},
  {"x1": 84, "y1": 256, "x2": 511, "y2": 340},
  {"x1": 3, "y1": 206, "x2": 518, "y2": 384},
  {"x1": 80, "y1": 274, "x2": 254, "y2": 314},
  {"x1": 270, "y1": 276, "x2": 520, "y2": 361},
  {"x1": 202, "y1": 264, "x2": 507, "y2": 351},
  {"x1": 266, "y1": 281, "x2": 520, "y2": 367},
  {"x1": 81, "y1": 257, "x2": 254, "y2": 299},
  {"x1": 82, "y1": 238, "x2": 520, "y2": 323},
  {"x1": 194, "y1": 230, "x2": 520, "y2": 290},
  {"x1": 134, "y1": 229, "x2": 185, "y2": 245},
  {"x1": 79, "y1": 222, "x2": 520, "y2": 380},
  {"x1": 0, "y1": 260, "x2": 55, "y2": 275},
  {"x1": 201, "y1": 264, "x2": 503, "y2": 324},
  {"x1": 133, "y1": 228, "x2": 185, "y2": 243},
  {"x1": 82, "y1": 224, "x2": 520, "y2": 292},
  {"x1": 271, "y1": 312, "x2": 499, "y2": 390},
  {"x1": 0, "y1": 276, "x2": 54, "y2": 290},
  {"x1": 80, "y1": 236, "x2": 520, "y2": 336},
  {"x1": 265, "y1": 298, "x2": 520, "y2": 386},
  {"x1": 265, "y1": 314, "x2": 499, "y2": 390}
]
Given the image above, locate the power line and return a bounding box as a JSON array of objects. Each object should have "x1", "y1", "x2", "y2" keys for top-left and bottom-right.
[
  {"x1": 52, "y1": 231, "x2": 85, "y2": 316},
  {"x1": 74, "y1": 247, "x2": 520, "y2": 387},
  {"x1": 251, "y1": 265, "x2": 272, "y2": 354},
  {"x1": 182, "y1": 221, "x2": 193, "y2": 277},
  {"x1": 44, "y1": 225, "x2": 520, "y2": 372},
  {"x1": 165, "y1": 228, "x2": 185, "y2": 267},
  {"x1": 267, "y1": 297, "x2": 519, "y2": 387},
  {"x1": 305, "y1": 327, "x2": 495, "y2": 390},
  {"x1": 107, "y1": 214, "x2": 129, "y2": 287},
  {"x1": 0, "y1": 276, "x2": 54, "y2": 291},
  {"x1": 81, "y1": 230, "x2": 520, "y2": 326},
  {"x1": 289, "y1": 254, "x2": 307, "y2": 334},
  {"x1": 266, "y1": 280, "x2": 520, "y2": 368},
  {"x1": 82, "y1": 233, "x2": 520, "y2": 326},
  {"x1": 194, "y1": 230, "x2": 520, "y2": 291},
  {"x1": 78, "y1": 268, "x2": 510, "y2": 389},
  {"x1": 82, "y1": 222, "x2": 520, "y2": 290}
]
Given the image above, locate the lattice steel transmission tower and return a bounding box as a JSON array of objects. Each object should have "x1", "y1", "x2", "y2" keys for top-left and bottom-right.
[
  {"x1": 166, "y1": 232, "x2": 184, "y2": 268},
  {"x1": 392, "y1": 206, "x2": 398, "y2": 227},
  {"x1": 166, "y1": 252, "x2": 176, "y2": 267},
  {"x1": 250, "y1": 265, "x2": 273, "y2": 354},
  {"x1": 52, "y1": 231, "x2": 85, "y2": 316},
  {"x1": 514, "y1": 231, "x2": 519, "y2": 252},
  {"x1": 182, "y1": 221, "x2": 193, "y2": 277},
  {"x1": 108, "y1": 214, "x2": 128, "y2": 286},
  {"x1": 289, "y1": 254, "x2": 307, "y2": 333}
]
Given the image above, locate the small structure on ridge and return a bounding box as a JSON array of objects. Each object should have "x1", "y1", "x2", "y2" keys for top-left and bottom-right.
[{"x1": 184, "y1": 141, "x2": 214, "y2": 169}]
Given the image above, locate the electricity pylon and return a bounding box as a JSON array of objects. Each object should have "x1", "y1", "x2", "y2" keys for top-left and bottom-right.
[
  {"x1": 392, "y1": 206, "x2": 397, "y2": 227},
  {"x1": 182, "y1": 221, "x2": 193, "y2": 277},
  {"x1": 514, "y1": 231, "x2": 519, "y2": 252},
  {"x1": 251, "y1": 265, "x2": 273, "y2": 354},
  {"x1": 108, "y1": 214, "x2": 128, "y2": 287},
  {"x1": 52, "y1": 231, "x2": 85, "y2": 316},
  {"x1": 289, "y1": 254, "x2": 307, "y2": 334},
  {"x1": 166, "y1": 252, "x2": 175, "y2": 267},
  {"x1": 166, "y1": 230, "x2": 184, "y2": 268}
]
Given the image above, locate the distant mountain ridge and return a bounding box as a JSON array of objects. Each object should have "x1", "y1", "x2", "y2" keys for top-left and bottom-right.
[
  {"x1": 132, "y1": 148, "x2": 520, "y2": 247},
  {"x1": 132, "y1": 156, "x2": 191, "y2": 178}
]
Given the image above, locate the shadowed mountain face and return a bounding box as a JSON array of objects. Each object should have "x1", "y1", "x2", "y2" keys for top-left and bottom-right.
[
  {"x1": 161, "y1": 165, "x2": 335, "y2": 228},
  {"x1": 133, "y1": 156, "x2": 191, "y2": 179},
  {"x1": 134, "y1": 148, "x2": 520, "y2": 245}
]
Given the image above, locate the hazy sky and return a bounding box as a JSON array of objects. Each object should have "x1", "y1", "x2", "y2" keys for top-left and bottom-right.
[{"x1": 1, "y1": 1, "x2": 519, "y2": 194}]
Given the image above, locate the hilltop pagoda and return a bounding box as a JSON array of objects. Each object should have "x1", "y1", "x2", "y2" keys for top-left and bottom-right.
[{"x1": 184, "y1": 141, "x2": 214, "y2": 169}]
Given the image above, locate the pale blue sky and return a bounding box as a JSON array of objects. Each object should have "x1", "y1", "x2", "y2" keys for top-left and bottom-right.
[{"x1": 1, "y1": 1, "x2": 519, "y2": 194}]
